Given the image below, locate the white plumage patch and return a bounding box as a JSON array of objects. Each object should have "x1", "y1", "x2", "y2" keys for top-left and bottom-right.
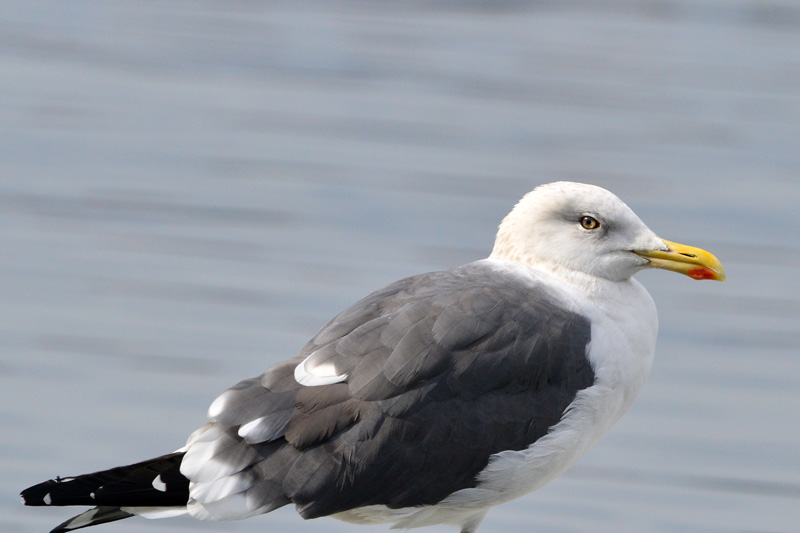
[
  {"x1": 207, "y1": 395, "x2": 227, "y2": 420},
  {"x1": 236, "y1": 415, "x2": 291, "y2": 443},
  {"x1": 179, "y1": 426, "x2": 224, "y2": 482},
  {"x1": 293, "y1": 353, "x2": 347, "y2": 386},
  {"x1": 237, "y1": 417, "x2": 266, "y2": 441},
  {"x1": 190, "y1": 475, "x2": 253, "y2": 503}
]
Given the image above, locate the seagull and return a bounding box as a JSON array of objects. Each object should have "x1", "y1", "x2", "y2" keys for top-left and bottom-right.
[{"x1": 21, "y1": 182, "x2": 725, "y2": 533}]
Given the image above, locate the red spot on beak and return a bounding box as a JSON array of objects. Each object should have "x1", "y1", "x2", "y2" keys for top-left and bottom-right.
[{"x1": 688, "y1": 267, "x2": 717, "y2": 280}]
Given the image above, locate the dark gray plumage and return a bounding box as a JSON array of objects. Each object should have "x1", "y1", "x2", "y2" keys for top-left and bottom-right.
[{"x1": 192, "y1": 261, "x2": 595, "y2": 519}]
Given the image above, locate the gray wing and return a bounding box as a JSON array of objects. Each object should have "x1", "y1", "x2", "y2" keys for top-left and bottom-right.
[{"x1": 181, "y1": 261, "x2": 595, "y2": 520}]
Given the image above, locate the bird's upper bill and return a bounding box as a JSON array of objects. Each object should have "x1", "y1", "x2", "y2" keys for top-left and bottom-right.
[{"x1": 634, "y1": 239, "x2": 726, "y2": 282}]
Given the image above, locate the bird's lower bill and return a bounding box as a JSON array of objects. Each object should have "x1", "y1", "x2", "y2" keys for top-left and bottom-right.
[{"x1": 634, "y1": 239, "x2": 726, "y2": 281}]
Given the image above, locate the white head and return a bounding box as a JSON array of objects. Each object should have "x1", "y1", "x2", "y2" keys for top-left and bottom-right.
[{"x1": 490, "y1": 182, "x2": 725, "y2": 283}]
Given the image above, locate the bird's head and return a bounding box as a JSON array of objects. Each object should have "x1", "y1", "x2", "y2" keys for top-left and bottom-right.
[{"x1": 490, "y1": 181, "x2": 725, "y2": 283}]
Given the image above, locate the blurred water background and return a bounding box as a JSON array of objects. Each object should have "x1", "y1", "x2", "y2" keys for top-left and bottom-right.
[{"x1": 2, "y1": 1, "x2": 799, "y2": 532}]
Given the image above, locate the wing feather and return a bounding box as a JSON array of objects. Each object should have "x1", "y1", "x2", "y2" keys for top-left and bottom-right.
[{"x1": 186, "y1": 261, "x2": 595, "y2": 520}]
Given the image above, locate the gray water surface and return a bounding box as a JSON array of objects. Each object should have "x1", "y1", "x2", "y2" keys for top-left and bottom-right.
[{"x1": 2, "y1": 2, "x2": 799, "y2": 532}]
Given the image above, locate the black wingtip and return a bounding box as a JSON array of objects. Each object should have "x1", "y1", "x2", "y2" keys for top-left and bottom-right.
[
  {"x1": 21, "y1": 478, "x2": 60, "y2": 506},
  {"x1": 20, "y1": 452, "x2": 189, "y2": 510},
  {"x1": 20, "y1": 475, "x2": 99, "y2": 507}
]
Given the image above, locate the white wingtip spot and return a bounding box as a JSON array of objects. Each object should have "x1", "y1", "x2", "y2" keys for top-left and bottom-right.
[
  {"x1": 43, "y1": 493, "x2": 52, "y2": 505},
  {"x1": 293, "y1": 356, "x2": 347, "y2": 387},
  {"x1": 152, "y1": 475, "x2": 167, "y2": 492}
]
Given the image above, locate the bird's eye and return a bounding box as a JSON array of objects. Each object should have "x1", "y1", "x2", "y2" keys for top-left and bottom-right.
[{"x1": 580, "y1": 216, "x2": 600, "y2": 230}]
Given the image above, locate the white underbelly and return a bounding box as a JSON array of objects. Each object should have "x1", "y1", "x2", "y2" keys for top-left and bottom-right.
[{"x1": 329, "y1": 383, "x2": 637, "y2": 531}]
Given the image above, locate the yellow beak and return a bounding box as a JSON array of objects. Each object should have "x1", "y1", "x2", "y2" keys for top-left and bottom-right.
[{"x1": 634, "y1": 239, "x2": 726, "y2": 282}]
